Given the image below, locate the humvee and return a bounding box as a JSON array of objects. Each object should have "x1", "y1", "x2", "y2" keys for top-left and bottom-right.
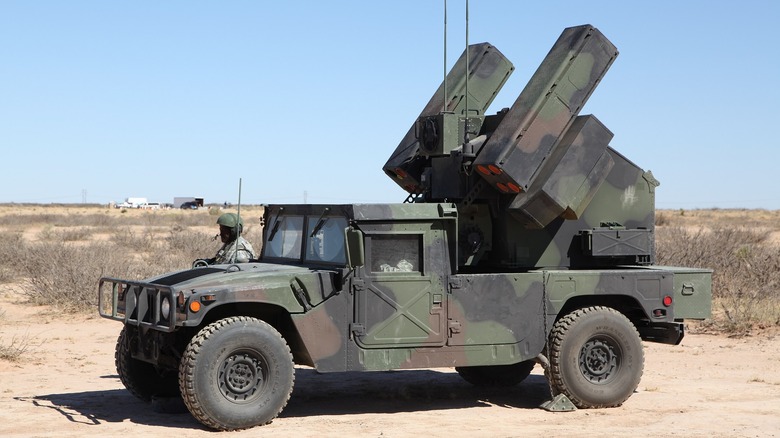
[{"x1": 99, "y1": 24, "x2": 712, "y2": 430}]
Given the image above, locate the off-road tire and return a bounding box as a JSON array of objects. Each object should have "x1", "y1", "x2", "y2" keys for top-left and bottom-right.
[
  {"x1": 115, "y1": 326, "x2": 179, "y2": 401},
  {"x1": 455, "y1": 360, "x2": 535, "y2": 387},
  {"x1": 547, "y1": 306, "x2": 644, "y2": 408},
  {"x1": 179, "y1": 316, "x2": 294, "y2": 431}
]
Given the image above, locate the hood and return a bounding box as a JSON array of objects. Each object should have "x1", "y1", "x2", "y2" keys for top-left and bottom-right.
[
  {"x1": 147, "y1": 262, "x2": 320, "y2": 288},
  {"x1": 146, "y1": 262, "x2": 342, "y2": 311}
]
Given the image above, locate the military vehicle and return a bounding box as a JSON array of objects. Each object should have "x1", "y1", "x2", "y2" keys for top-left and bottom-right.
[{"x1": 98, "y1": 24, "x2": 712, "y2": 431}]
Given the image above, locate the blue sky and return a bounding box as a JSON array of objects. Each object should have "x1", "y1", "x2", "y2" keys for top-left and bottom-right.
[{"x1": 1, "y1": 1, "x2": 779, "y2": 209}]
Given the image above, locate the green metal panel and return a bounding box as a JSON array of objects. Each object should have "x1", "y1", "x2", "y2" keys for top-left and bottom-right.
[{"x1": 664, "y1": 267, "x2": 713, "y2": 320}]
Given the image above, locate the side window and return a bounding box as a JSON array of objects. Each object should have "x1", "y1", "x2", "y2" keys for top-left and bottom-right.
[{"x1": 370, "y1": 234, "x2": 421, "y2": 273}]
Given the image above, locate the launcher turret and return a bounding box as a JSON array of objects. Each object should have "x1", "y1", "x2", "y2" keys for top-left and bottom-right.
[{"x1": 383, "y1": 25, "x2": 659, "y2": 270}]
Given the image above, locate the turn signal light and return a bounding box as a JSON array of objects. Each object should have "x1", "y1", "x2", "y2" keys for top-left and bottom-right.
[
  {"x1": 189, "y1": 301, "x2": 201, "y2": 313},
  {"x1": 662, "y1": 295, "x2": 673, "y2": 307}
]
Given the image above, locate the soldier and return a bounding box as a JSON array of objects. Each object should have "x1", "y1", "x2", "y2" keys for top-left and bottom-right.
[{"x1": 194, "y1": 213, "x2": 256, "y2": 266}]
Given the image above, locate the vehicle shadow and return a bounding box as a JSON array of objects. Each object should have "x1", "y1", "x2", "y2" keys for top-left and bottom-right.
[
  {"x1": 281, "y1": 368, "x2": 552, "y2": 418},
  {"x1": 13, "y1": 374, "x2": 204, "y2": 431},
  {"x1": 14, "y1": 369, "x2": 552, "y2": 429}
]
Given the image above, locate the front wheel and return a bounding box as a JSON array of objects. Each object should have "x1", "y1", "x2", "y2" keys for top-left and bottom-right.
[
  {"x1": 547, "y1": 306, "x2": 644, "y2": 408},
  {"x1": 115, "y1": 326, "x2": 179, "y2": 401},
  {"x1": 179, "y1": 316, "x2": 294, "y2": 431}
]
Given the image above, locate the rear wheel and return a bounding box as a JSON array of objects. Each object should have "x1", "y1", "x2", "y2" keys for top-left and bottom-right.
[
  {"x1": 115, "y1": 326, "x2": 179, "y2": 401},
  {"x1": 456, "y1": 360, "x2": 535, "y2": 387},
  {"x1": 547, "y1": 306, "x2": 644, "y2": 408},
  {"x1": 179, "y1": 316, "x2": 294, "y2": 431}
]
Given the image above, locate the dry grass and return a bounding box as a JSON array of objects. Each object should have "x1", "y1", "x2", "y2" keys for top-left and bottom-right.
[
  {"x1": 0, "y1": 205, "x2": 777, "y2": 336},
  {"x1": 656, "y1": 209, "x2": 780, "y2": 335},
  {"x1": 0, "y1": 204, "x2": 265, "y2": 313},
  {"x1": 0, "y1": 309, "x2": 31, "y2": 361}
]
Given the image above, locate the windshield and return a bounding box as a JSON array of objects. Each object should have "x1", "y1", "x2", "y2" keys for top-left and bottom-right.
[
  {"x1": 305, "y1": 216, "x2": 348, "y2": 264},
  {"x1": 265, "y1": 215, "x2": 304, "y2": 259},
  {"x1": 264, "y1": 214, "x2": 348, "y2": 265}
]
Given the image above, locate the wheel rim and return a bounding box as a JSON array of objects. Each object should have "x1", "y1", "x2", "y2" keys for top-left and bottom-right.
[
  {"x1": 578, "y1": 336, "x2": 619, "y2": 384},
  {"x1": 218, "y1": 350, "x2": 267, "y2": 403}
]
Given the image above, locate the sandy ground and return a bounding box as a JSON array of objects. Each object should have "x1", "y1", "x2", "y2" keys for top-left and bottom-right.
[{"x1": 1, "y1": 291, "x2": 779, "y2": 438}]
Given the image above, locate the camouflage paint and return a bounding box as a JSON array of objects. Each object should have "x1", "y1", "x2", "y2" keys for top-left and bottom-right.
[
  {"x1": 383, "y1": 43, "x2": 514, "y2": 193},
  {"x1": 97, "y1": 25, "x2": 711, "y2": 387},
  {"x1": 472, "y1": 26, "x2": 618, "y2": 194}
]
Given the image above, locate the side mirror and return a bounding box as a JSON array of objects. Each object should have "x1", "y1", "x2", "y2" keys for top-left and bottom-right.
[{"x1": 345, "y1": 227, "x2": 364, "y2": 268}]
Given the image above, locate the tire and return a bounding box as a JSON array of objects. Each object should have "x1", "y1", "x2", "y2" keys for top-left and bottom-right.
[
  {"x1": 456, "y1": 360, "x2": 535, "y2": 387},
  {"x1": 115, "y1": 326, "x2": 180, "y2": 401},
  {"x1": 179, "y1": 316, "x2": 294, "y2": 431},
  {"x1": 547, "y1": 306, "x2": 644, "y2": 408}
]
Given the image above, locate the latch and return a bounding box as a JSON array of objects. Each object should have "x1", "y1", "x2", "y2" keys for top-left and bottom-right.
[{"x1": 681, "y1": 282, "x2": 695, "y2": 296}]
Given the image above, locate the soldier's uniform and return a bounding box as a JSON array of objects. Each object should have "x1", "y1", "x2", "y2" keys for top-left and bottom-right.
[
  {"x1": 195, "y1": 212, "x2": 257, "y2": 265},
  {"x1": 213, "y1": 236, "x2": 256, "y2": 264}
]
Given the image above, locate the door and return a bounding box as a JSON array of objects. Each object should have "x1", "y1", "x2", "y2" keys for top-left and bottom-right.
[{"x1": 353, "y1": 226, "x2": 448, "y2": 348}]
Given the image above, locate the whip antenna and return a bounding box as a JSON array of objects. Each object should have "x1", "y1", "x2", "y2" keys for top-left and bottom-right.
[
  {"x1": 463, "y1": 0, "x2": 474, "y2": 157},
  {"x1": 231, "y1": 178, "x2": 243, "y2": 264},
  {"x1": 464, "y1": 0, "x2": 469, "y2": 129},
  {"x1": 443, "y1": 0, "x2": 447, "y2": 112}
]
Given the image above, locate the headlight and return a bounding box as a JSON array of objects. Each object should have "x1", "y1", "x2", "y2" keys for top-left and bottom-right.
[{"x1": 161, "y1": 296, "x2": 171, "y2": 319}]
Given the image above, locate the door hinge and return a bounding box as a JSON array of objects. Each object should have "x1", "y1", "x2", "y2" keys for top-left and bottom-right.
[
  {"x1": 351, "y1": 278, "x2": 365, "y2": 295},
  {"x1": 448, "y1": 319, "x2": 462, "y2": 335},
  {"x1": 349, "y1": 323, "x2": 365, "y2": 340}
]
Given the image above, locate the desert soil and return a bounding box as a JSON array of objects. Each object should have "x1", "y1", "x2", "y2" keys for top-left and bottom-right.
[{"x1": 1, "y1": 290, "x2": 779, "y2": 438}]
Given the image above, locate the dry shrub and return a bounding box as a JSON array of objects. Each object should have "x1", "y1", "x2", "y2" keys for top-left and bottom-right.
[
  {"x1": 146, "y1": 226, "x2": 220, "y2": 272},
  {"x1": 0, "y1": 334, "x2": 31, "y2": 361},
  {"x1": 38, "y1": 226, "x2": 92, "y2": 242},
  {"x1": 0, "y1": 336, "x2": 30, "y2": 361},
  {"x1": 109, "y1": 226, "x2": 157, "y2": 252},
  {"x1": 0, "y1": 308, "x2": 31, "y2": 361},
  {"x1": 656, "y1": 226, "x2": 780, "y2": 334},
  {"x1": 174, "y1": 212, "x2": 215, "y2": 228},
  {"x1": 0, "y1": 212, "x2": 113, "y2": 228},
  {"x1": 655, "y1": 212, "x2": 669, "y2": 226},
  {"x1": 18, "y1": 225, "x2": 222, "y2": 312},
  {"x1": 19, "y1": 241, "x2": 140, "y2": 312},
  {"x1": 0, "y1": 205, "x2": 265, "y2": 317},
  {"x1": 166, "y1": 226, "x2": 218, "y2": 261},
  {"x1": 0, "y1": 233, "x2": 26, "y2": 283}
]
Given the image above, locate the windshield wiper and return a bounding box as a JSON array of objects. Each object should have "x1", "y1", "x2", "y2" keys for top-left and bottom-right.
[
  {"x1": 268, "y1": 207, "x2": 284, "y2": 241},
  {"x1": 309, "y1": 208, "x2": 330, "y2": 237}
]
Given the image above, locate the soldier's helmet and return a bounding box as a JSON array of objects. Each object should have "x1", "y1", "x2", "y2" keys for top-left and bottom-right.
[{"x1": 217, "y1": 213, "x2": 243, "y2": 229}]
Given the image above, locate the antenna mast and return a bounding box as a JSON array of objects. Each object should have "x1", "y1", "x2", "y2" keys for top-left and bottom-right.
[
  {"x1": 464, "y1": 0, "x2": 469, "y2": 128},
  {"x1": 443, "y1": 0, "x2": 447, "y2": 112},
  {"x1": 231, "y1": 178, "x2": 243, "y2": 264},
  {"x1": 463, "y1": 0, "x2": 475, "y2": 159}
]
